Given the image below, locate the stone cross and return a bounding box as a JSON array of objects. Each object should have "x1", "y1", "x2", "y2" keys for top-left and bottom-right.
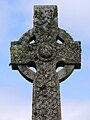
[{"x1": 10, "y1": 5, "x2": 81, "y2": 120}]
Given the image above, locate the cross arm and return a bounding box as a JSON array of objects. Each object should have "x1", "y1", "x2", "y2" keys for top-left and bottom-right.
[
  {"x1": 56, "y1": 41, "x2": 81, "y2": 69},
  {"x1": 10, "y1": 40, "x2": 37, "y2": 70}
]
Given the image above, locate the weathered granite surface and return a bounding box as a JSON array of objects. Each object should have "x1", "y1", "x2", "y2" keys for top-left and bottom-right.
[{"x1": 10, "y1": 5, "x2": 81, "y2": 120}]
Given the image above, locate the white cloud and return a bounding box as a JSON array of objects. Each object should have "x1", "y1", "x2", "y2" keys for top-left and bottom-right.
[
  {"x1": 62, "y1": 100, "x2": 90, "y2": 120},
  {"x1": 59, "y1": 0, "x2": 90, "y2": 43},
  {"x1": 0, "y1": 103, "x2": 32, "y2": 120},
  {"x1": 0, "y1": 104, "x2": 32, "y2": 120},
  {"x1": 0, "y1": 89, "x2": 32, "y2": 120}
]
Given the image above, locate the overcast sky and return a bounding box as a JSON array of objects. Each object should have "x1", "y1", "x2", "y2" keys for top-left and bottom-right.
[{"x1": 0, "y1": 0, "x2": 90, "y2": 120}]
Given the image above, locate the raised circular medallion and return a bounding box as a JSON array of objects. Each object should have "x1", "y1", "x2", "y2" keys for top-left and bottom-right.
[
  {"x1": 37, "y1": 43, "x2": 56, "y2": 61},
  {"x1": 39, "y1": 44, "x2": 53, "y2": 58}
]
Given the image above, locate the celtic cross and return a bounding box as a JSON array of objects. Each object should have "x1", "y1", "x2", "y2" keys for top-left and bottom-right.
[{"x1": 10, "y1": 5, "x2": 81, "y2": 120}]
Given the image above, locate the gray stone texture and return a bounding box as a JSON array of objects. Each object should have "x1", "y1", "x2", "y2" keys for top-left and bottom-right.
[{"x1": 10, "y1": 5, "x2": 81, "y2": 120}]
